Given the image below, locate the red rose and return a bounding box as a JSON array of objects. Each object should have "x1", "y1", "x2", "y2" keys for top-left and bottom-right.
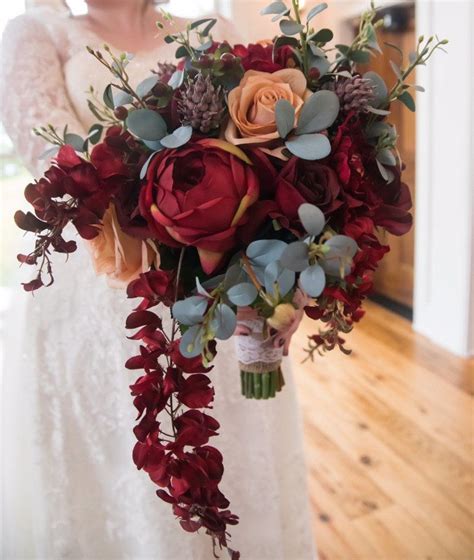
[
  {"x1": 140, "y1": 139, "x2": 261, "y2": 274},
  {"x1": 232, "y1": 43, "x2": 298, "y2": 73},
  {"x1": 275, "y1": 157, "x2": 343, "y2": 231}
]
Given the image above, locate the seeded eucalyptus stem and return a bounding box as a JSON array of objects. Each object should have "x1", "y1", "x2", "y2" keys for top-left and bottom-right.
[
  {"x1": 291, "y1": 0, "x2": 309, "y2": 76},
  {"x1": 387, "y1": 36, "x2": 448, "y2": 104}
]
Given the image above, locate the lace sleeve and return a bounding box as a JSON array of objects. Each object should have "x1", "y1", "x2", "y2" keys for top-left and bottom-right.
[{"x1": 0, "y1": 13, "x2": 87, "y2": 177}]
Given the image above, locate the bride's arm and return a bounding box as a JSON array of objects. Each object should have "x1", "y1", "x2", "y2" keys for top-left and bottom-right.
[{"x1": 0, "y1": 13, "x2": 87, "y2": 177}]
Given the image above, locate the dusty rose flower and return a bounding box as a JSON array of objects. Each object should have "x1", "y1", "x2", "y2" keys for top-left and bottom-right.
[
  {"x1": 87, "y1": 203, "x2": 156, "y2": 288},
  {"x1": 225, "y1": 69, "x2": 310, "y2": 147}
]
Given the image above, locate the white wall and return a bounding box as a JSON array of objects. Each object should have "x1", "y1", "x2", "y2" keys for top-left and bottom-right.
[{"x1": 414, "y1": 0, "x2": 474, "y2": 356}]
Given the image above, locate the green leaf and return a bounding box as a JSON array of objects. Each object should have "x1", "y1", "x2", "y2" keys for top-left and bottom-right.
[
  {"x1": 201, "y1": 18, "x2": 217, "y2": 36},
  {"x1": 309, "y1": 28, "x2": 333, "y2": 43},
  {"x1": 102, "y1": 84, "x2": 115, "y2": 110},
  {"x1": 306, "y1": 2, "x2": 328, "y2": 23},
  {"x1": 160, "y1": 125, "x2": 193, "y2": 149},
  {"x1": 376, "y1": 159, "x2": 395, "y2": 183},
  {"x1": 164, "y1": 34, "x2": 177, "y2": 44},
  {"x1": 210, "y1": 304, "x2": 237, "y2": 340},
  {"x1": 377, "y1": 148, "x2": 396, "y2": 166},
  {"x1": 87, "y1": 124, "x2": 103, "y2": 145},
  {"x1": 227, "y1": 283, "x2": 258, "y2": 307},
  {"x1": 335, "y1": 44, "x2": 350, "y2": 55},
  {"x1": 136, "y1": 75, "x2": 159, "y2": 98},
  {"x1": 280, "y1": 19, "x2": 304, "y2": 36},
  {"x1": 126, "y1": 109, "x2": 168, "y2": 141},
  {"x1": 300, "y1": 264, "x2": 326, "y2": 297},
  {"x1": 175, "y1": 45, "x2": 189, "y2": 59},
  {"x1": 349, "y1": 50, "x2": 371, "y2": 64},
  {"x1": 298, "y1": 203, "x2": 325, "y2": 236},
  {"x1": 296, "y1": 90, "x2": 340, "y2": 135},
  {"x1": 363, "y1": 71, "x2": 388, "y2": 107},
  {"x1": 261, "y1": 1, "x2": 288, "y2": 15},
  {"x1": 112, "y1": 88, "x2": 133, "y2": 107},
  {"x1": 140, "y1": 151, "x2": 161, "y2": 180},
  {"x1": 64, "y1": 133, "x2": 85, "y2": 152},
  {"x1": 190, "y1": 17, "x2": 216, "y2": 30},
  {"x1": 286, "y1": 133, "x2": 331, "y2": 160},
  {"x1": 280, "y1": 241, "x2": 309, "y2": 272},
  {"x1": 399, "y1": 90, "x2": 416, "y2": 111},
  {"x1": 172, "y1": 296, "x2": 208, "y2": 326},
  {"x1": 247, "y1": 239, "x2": 287, "y2": 268},
  {"x1": 264, "y1": 261, "x2": 295, "y2": 298},
  {"x1": 275, "y1": 99, "x2": 295, "y2": 138},
  {"x1": 390, "y1": 60, "x2": 402, "y2": 78},
  {"x1": 179, "y1": 325, "x2": 204, "y2": 358},
  {"x1": 168, "y1": 70, "x2": 184, "y2": 90}
]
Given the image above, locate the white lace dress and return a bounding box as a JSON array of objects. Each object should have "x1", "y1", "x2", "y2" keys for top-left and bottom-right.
[{"x1": 1, "y1": 8, "x2": 316, "y2": 560}]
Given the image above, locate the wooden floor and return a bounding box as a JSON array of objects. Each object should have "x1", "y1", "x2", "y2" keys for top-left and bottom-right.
[{"x1": 290, "y1": 301, "x2": 474, "y2": 560}]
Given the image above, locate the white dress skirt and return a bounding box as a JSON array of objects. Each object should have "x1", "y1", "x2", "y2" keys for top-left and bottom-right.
[{"x1": 1, "y1": 7, "x2": 316, "y2": 559}]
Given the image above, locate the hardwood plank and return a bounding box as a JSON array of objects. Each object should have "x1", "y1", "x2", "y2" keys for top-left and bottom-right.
[
  {"x1": 290, "y1": 302, "x2": 474, "y2": 560},
  {"x1": 304, "y1": 423, "x2": 392, "y2": 520}
]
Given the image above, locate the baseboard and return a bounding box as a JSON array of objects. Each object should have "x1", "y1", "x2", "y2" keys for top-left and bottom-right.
[{"x1": 369, "y1": 293, "x2": 413, "y2": 321}]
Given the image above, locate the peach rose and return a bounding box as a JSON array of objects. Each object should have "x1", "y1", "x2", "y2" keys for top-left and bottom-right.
[
  {"x1": 225, "y1": 68, "x2": 310, "y2": 147},
  {"x1": 87, "y1": 203, "x2": 157, "y2": 288}
]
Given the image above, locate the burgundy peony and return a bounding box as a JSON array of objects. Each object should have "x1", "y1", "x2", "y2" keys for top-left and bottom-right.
[
  {"x1": 140, "y1": 139, "x2": 262, "y2": 274},
  {"x1": 275, "y1": 157, "x2": 343, "y2": 231},
  {"x1": 232, "y1": 43, "x2": 297, "y2": 73}
]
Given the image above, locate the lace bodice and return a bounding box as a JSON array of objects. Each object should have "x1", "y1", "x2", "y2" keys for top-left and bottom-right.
[{"x1": 0, "y1": 7, "x2": 237, "y2": 175}]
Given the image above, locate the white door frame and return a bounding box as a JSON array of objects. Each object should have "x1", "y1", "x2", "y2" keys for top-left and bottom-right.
[{"x1": 414, "y1": 0, "x2": 474, "y2": 356}]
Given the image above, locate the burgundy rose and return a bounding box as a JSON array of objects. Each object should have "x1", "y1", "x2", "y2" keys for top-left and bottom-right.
[
  {"x1": 140, "y1": 139, "x2": 262, "y2": 275},
  {"x1": 372, "y1": 166, "x2": 413, "y2": 235},
  {"x1": 275, "y1": 157, "x2": 343, "y2": 231},
  {"x1": 232, "y1": 43, "x2": 298, "y2": 73}
]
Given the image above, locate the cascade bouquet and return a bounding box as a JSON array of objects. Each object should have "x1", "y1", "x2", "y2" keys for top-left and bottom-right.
[{"x1": 15, "y1": 1, "x2": 446, "y2": 556}]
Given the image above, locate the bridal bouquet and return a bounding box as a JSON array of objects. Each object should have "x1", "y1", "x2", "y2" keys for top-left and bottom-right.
[{"x1": 15, "y1": 1, "x2": 445, "y2": 556}]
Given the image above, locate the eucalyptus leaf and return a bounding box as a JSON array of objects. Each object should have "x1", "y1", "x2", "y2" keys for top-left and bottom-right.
[
  {"x1": 39, "y1": 146, "x2": 60, "y2": 160},
  {"x1": 296, "y1": 90, "x2": 340, "y2": 135},
  {"x1": 140, "y1": 151, "x2": 160, "y2": 180},
  {"x1": 398, "y1": 90, "x2": 416, "y2": 112},
  {"x1": 309, "y1": 28, "x2": 333, "y2": 43},
  {"x1": 247, "y1": 239, "x2": 287, "y2": 268},
  {"x1": 308, "y1": 52, "x2": 330, "y2": 77},
  {"x1": 376, "y1": 159, "x2": 395, "y2": 183},
  {"x1": 413, "y1": 85, "x2": 425, "y2": 92},
  {"x1": 103, "y1": 84, "x2": 115, "y2": 110},
  {"x1": 168, "y1": 70, "x2": 184, "y2": 90},
  {"x1": 210, "y1": 304, "x2": 237, "y2": 340},
  {"x1": 190, "y1": 17, "x2": 216, "y2": 30},
  {"x1": 275, "y1": 99, "x2": 295, "y2": 138},
  {"x1": 261, "y1": 1, "x2": 288, "y2": 15},
  {"x1": 172, "y1": 296, "x2": 208, "y2": 326},
  {"x1": 112, "y1": 89, "x2": 134, "y2": 107},
  {"x1": 143, "y1": 139, "x2": 164, "y2": 150},
  {"x1": 87, "y1": 124, "x2": 103, "y2": 145},
  {"x1": 306, "y1": 2, "x2": 328, "y2": 22},
  {"x1": 285, "y1": 133, "x2": 331, "y2": 161},
  {"x1": 64, "y1": 133, "x2": 85, "y2": 152},
  {"x1": 321, "y1": 235, "x2": 358, "y2": 277},
  {"x1": 298, "y1": 203, "x2": 325, "y2": 236},
  {"x1": 390, "y1": 60, "x2": 402, "y2": 78},
  {"x1": 349, "y1": 50, "x2": 371, "y2": 64},
  {"x1": 367, "y1": 106, "x2": 391, "y2": 116},
  {"x1": 136, "y1": 75, "x2": 159, "y2": 98},
  {"x1": 264, "y1": 261, "x2": 295, "y2": 298},
  {"x1": 299, "y1": 264, "x2": 326, "y2": 297},
  {"x1": 280, "y1": 19, "x2": 304, "y2": 36},
  {"x1": 363, "y1": 71, "x2": 388, "y2": 107},
  {"x1": 227, "y1": 282, "x2": 258, "y2": 307},
  {"x1": 196, "y1": 39, "x2": 214, "y2": 52},
  {"x1": 377, "y1": 148, "x2": 396, "y2": 166},
  {"x1": 160, "y1": 126, "x2": 193, "y2": 149},
  {"x1": 179, "y1": 325, "x2": 204, "y2": 358},
  {"x1": 195, "y1": 276, "x2": 212, "y2": 298},
  {"x1": 280, "y1": 241, "x2": 309, "y2": 272},
  {"x1": 223, "y1": 263, "x2": 247, "y2": 291},
  {"x1": 126, "y1": 109, "x2": 168, "y2": 141}
]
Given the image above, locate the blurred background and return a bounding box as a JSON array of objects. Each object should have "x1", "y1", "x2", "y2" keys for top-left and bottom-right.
[{"x1": 1, "y1": 1, "x2": 473, "y2": 559}]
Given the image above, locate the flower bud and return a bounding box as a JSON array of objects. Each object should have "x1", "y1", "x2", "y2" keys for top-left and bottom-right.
[{"x1": 267, "y1": 303, "x2": 297, "y2": 332}]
